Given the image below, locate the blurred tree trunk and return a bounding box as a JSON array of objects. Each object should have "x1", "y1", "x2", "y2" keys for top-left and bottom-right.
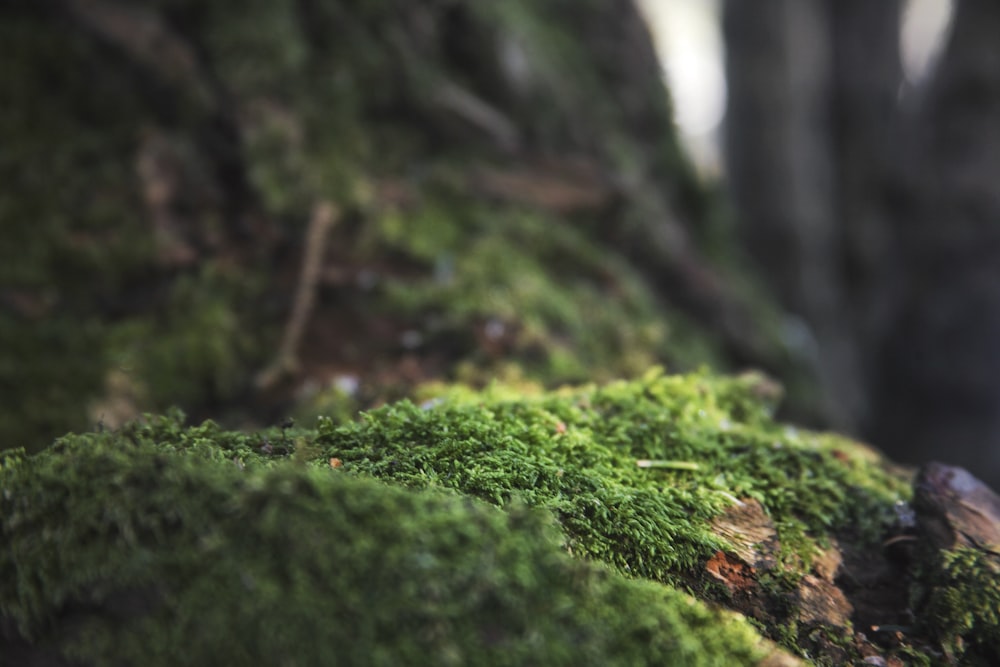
[
  {"x1": 724, "y1": 0, "x2": 1000, "y2": 488},
  {"x1": 872, "y1": 0, "x2": 1000, "y2": 486},
  {"x1": 723, "y1": 0, "x2": 902, "y2": 433},
  {"x1": 1, "y1": 0, "x2": 799, "y2": 450}
]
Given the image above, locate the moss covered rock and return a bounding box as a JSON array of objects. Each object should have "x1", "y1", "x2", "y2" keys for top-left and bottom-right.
[
  {"x1": 1, "y1": 406, "x2": 782, "y2": 666},
  {"x1": 8, "y1": 370, "x2": 995, "y2": 664}
]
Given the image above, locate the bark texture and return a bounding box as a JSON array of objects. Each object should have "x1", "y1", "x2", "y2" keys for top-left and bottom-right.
[
  {"x1": 724, "y1": 0, "x2": 1000, "y2": 488},
  {"x1": 872, "y1": 0, "x2": 1000, "y2": 486}
]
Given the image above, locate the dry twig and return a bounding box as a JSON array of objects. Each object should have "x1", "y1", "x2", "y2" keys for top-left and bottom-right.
[{"x1": 255, "y1": 201, "x2": 339, "y2": 390}]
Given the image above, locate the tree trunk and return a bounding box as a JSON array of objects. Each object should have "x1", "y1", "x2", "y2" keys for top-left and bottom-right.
[
  {"x1": 723, "y1": 0, "x2": 894, "y2": 431},
  {"x1": 0, "y1": 0, "x2": 795, "y2": 452},
  {"x1": 872, "y1": 0, "x2": 1000, "y2": 488}
]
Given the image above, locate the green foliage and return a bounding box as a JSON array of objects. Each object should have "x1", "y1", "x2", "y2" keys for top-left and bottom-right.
[{"x1": 1, "y1": 424, "x2": 772, "y2": 666}]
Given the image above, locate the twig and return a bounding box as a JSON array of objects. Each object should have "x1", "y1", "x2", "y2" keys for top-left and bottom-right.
[
  {"x1": 635, "y1": 459, "x2": 700, "y2": 471},
  {"x1": 255, "y1": 201, "x2": 338, "y2": 389}
]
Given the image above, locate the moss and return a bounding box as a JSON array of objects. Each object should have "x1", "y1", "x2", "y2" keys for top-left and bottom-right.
[
  {"x1": 373, "y1": 202, "x2": 722, "y2": 383},
  {"x1": 316, "y1": 368, "x2": 908, "y2": 577},
  {"x1": 0, "y1": 0, "x2": 798, "y2": 460},
  {"x1": 916, "y1": 547, "x2": 1000, "y2": 665},
  {"x1": 0, "y1": 314, "x2": 107, "y2": 451},
  {"x1": 106, "y1": 263, "x2": 263, "y2": 411},
  {"x1": 22, "y1": 369, "x2": 920, "y2": 662},
  {"x1": 1, "y1": 429, "x2": 775, "y2": 666},
  {"x1": 19, "y1": 369, "x2": 997, "y2": 663},
  {"x1": 0, "y1": 0, "x2": 384, "y2": 451},
  {"x1": 0, "y1": 6, "x2": 280, "y2": 448}
]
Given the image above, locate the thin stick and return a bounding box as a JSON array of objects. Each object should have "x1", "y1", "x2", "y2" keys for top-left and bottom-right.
[
  {"x1": 256, "y1": 201, "x2": 338, "y2": 389},
  {"x1": 635, "y1": 459, "x2": 701, "y2": 471}
]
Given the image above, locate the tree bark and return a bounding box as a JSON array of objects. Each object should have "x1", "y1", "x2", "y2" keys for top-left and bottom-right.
[
  {"x1": 871, "y1": 0, "x2": 1000, "y2": 488},
  {"x1": 723, "y1": 0, "x2": 904, "y2": 433}
]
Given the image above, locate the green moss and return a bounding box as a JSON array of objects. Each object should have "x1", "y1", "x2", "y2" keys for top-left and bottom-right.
[
  {"x1": 0, "y1": 314, "x2": 106, "y2": 451},
  {"x1": 107, "y1": 264, "x2": 263, "y2": 410},
  {"x1": 917, "y1": 547, "x2": 1000, "y2": 665},
  {"x1": 1, "y1": 430, "x2": 775, "y2": 666},
  {"x1": 2, "y1": 0, "x2": 798, "y2": 458},
  {"x1": 20, "y1": 370, "x2": 994, "y2": 663},
  {"x1": 0, "y1": 13, "x2": 154, "y2": 450},
  {"x1": 0, "y1": 1, "x2": 394, "y2": 452},
  {"x1": 374, "y1": 203, "x2": 721, "y2": 383},
  {"x1": 315, "y1": 368, "x2": 908, "y2": 579},
  {"x1": 60, "y1": 368, "x2": 912, "y2": 661}
]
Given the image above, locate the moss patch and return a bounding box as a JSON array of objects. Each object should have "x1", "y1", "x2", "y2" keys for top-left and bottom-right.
[
  {"x1": 915, "y1": 547, "x2": 1000, "y2": 665},
  {"x1": 5, "y1": 370, "x2": 941, "y2": 663},
  {"x1": 1, "y1": 425, "x2": 777, "y2": 666},
  {"x1": 0, "y1": 11, "x2": 152, "y2": 448},
  {"x1": 319, "y1": 368, "x2": 909, "y2": 579},
  {"x1": 2, "y1": 0, "x2": 809, "y2": 459},
  {"x1": 371, "y1": 203, "x2": 715, "y2": 384}
]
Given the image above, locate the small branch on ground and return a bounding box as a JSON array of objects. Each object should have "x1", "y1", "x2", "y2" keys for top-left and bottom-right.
[{"x1": 255, "y1": 201, "x2": 339, "y2": 390}]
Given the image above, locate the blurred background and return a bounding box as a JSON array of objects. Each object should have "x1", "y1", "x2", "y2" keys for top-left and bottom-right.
[{"x1": 4, "y1": 0, "x2": 999, "y2": 489}]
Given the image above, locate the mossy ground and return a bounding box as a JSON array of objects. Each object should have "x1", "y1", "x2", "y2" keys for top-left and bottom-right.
[
  {"x1": 2, "y1": 395, "x2": 779, "y2": 666},
  {"x1": 5, "y1": 4, "x2": 989, "y2": 663},
  {"x1": 9, "y1": 369, "x2": 989, "y2": 665},
  {"x1": 2, "y1": 0, "x2": 797, "y2": 457},
  {"x1": 319, "y1": 369, "x2": 909, "y2": 573}
]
